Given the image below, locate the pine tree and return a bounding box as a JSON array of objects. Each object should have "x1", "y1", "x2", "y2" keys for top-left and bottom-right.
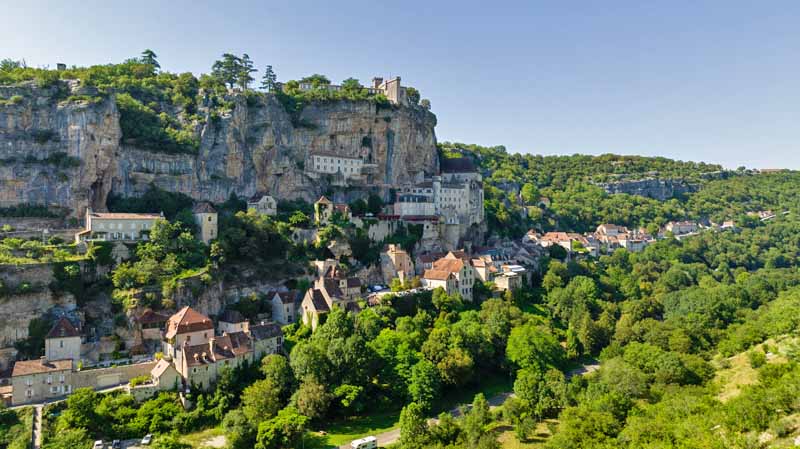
[
  {"x1": 237, "y1": 53, "x2": 257, "y2": 90},
  {"x1": 140, "y1": 49, "x2": 160, "y2": 70},
  {"x1": 261, "y1": 65, "x2": 277, "y2": 92}
]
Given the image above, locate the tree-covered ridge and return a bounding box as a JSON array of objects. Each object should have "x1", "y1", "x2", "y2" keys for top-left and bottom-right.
[
  {"x1": 440, "y1": 141, "x2": 799, "y2": 236},
  {"x1": 0, "y1": 53, "x2": 426, "y2": 156}
]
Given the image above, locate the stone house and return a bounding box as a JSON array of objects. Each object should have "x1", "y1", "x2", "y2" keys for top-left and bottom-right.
[
  {"x1": 180, "y1": 332, "x2": 252, "y2": 390},
  {"x1": 11, "y1": 358, "x2": 73, "y2": 405},
  {"x1": 250, "y1": 322, "x2": 284, "y2": 359},
  {"x1": 381, "y1": 244, "x2": 415, "y2": 283},
  {"x1": 422, "y1": 251, "x2": 476, "y2": 301},
  {"x1": 665, "y1": 221, "x2": 699, "y2": 236},
  {"x1": 44, "y1": 317, "x2": 81, "y2": 365},
  {"x1": 314, "y1": 196, "x2": 352, "y2": 225},
  {"x1": 218, "y1": 310, "x2": 249, "y2": 335},
  {"x1": 150, "y1": 358, "x2": 181, "y2": 391},
  {"x1": 75, "y1": 209, "x2": 162, "y2": 243},
  {"x1": 162, "y1": 306, "x2": 215, "y2": 369},
  {"x1": 192, "y1": 202, "x2": 218, "y2": 245},
  {"x1": 301, "y1": 267, "x2": 363, "y2": 329},
  {"x1": 247, "y1": 194, "x2": 278, "y2": 216},
  {"x1": 135, "y1": 309, "x2": 169, "y2": 341},
  {"x1": 270, "y1": 290, "x2": 301, "y2": 325}
]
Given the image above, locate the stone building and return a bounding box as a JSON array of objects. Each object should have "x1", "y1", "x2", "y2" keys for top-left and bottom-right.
[
  {"x1": 301, "y1": 266, "x2": 363, "y2": 329},
  {"x1": 247, "y1": 194, "x2": 277, "y2": 216},
  {"x1": 314, "y1": 196, "x2": 352, "y2": 225},
  {"x1": 381, "y1": 244, "x2": 414, "y2": 283},
  {"x1": 292, "y1": 75, "x2": 408, "y2": 105},
  {"x1": 192, "y1": 202, "x2": 218, "y2": 245},
  {"x1": 218, "y1": 310, "x2": 249, "y2": 335},
  {"x1": 44, "y1": 317, "x2": 81, "y2": 365},
  {"x1": 162, "y1": 306, "x2": 215, "y2": 369},
  {"x1": 270, "y1": 290, "x2": 302, "y2": 325},
  {"x1": 422, "y1": 251, "x2": 476, "y2": 301},
  {"x1": 75, "y1": 210, "x2": 162, "y2": 243}
]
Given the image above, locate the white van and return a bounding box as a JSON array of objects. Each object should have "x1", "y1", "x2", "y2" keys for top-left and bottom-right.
[{"x1": 350, "y1": 435, "x2": 377, "y2": 449}]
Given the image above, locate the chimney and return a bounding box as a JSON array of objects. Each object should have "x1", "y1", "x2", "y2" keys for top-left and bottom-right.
[
  {"x1": 209, "y1": 337, "x2": 215, "y2": 353},
  {"x1": 372, "y1": 77, "x2": 383, "y2": 89}
]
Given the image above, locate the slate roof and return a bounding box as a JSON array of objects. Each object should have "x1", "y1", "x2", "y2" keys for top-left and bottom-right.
[
  {"x1": 89, "y1": 212, "x2": 162, "y2": 219},
  {"x1": 183, "y1": 334, "x2": 251, "y2": 367},
  {"x1": 274, "y1": 290, "x2": 300, "y2": 304},
  {"x1": 46, "y1": 317, "x2": 80, "y2": 339},
  {"x1": 250, "y1": 322, "x2": 283, "y2": 340},
  {"x1": 306, "y1": 289, "x2": 331, "y2": 312},
  {"x1": 219, "y1": 309, "x2": 246, "y2": 324},
  {"x1": 322, "y1": 278, "x2": 344, "y2": 299},
  {"x1": 192, "y1": 202, "x2": 216, "y2": 214},
  {"x1": 165, "y1": 306, "x2": 214, "y2": 339},
  {"x1": 12, "y1": 359, "x2": 72, "y2": 377},
  {"x1": 150, "y1": 359, "x2": 174, "y2": 379}
]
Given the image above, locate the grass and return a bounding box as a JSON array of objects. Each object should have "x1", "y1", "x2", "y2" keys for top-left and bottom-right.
[
  {"x1": 179, "y1": 426, "x2": 226, "y2": 448},
  {"x1": 497, "y1": 419, "x2": 559, "y2": 449},
  {"x1": 306, "y1": 371, "x2": 514, "y2": 449},
  {"x1": 714, "y1": 336, "x2": 792, "y2": 402}
]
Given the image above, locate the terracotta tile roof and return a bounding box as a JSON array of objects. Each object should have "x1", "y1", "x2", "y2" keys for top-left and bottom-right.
[
  {"x1": 90, "y1": 212, "x2": 162, "y2": 219},
  {"x1": 432, "y1": 258, "x2": 466, "y2": 274},
  {"x1": 165, "y1": 306, "x2": 213, "y2": 339},
  {"x1": 316, "y1": 196, "x2": 332, "y2": 204},
  {"x1": 46, "y1": 317, "x2": 80, "y2": 339},
  {"x1": 222, "y1": 332, "x2": 252, "y2": 356},
  {"x1": 12, "y1": 359, "x2": 72, "y2": 376},
  {"x1": 423, "y1": 269, "x2": 454, "y2": 281},
  {"x1": 333, "y1": 204, "x2": 351, "y2": 214}
]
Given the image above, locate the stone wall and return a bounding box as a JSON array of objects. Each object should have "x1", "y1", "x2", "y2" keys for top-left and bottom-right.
[{"x1": 70, "y1": 361, "x2": 156, "y2": 390}]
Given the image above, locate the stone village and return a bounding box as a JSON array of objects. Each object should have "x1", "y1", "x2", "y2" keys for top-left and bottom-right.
[{"x1": 0, "y1": 74, "x2": 746, "y2": 408}]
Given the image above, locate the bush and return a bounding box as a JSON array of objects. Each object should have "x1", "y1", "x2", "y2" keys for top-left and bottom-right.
[{"x1": 747, "y1": 350, "x2": 766, "y2": 368}]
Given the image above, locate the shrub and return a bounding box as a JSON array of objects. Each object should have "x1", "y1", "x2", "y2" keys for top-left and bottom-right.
[
  {"x1": 9, "y1": 95, "x2": 23, "y2": 105},
  {"x1": 747, "y1": 350, "x2": 767, "y2": 368}
]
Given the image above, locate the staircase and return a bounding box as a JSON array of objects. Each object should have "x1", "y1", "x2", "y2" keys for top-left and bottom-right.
[{"x1": 31, "y1": 405, "x2": 43, "y2": 449}]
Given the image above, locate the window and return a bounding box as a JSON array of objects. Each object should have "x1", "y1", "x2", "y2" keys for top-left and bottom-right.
[
  {"x1": 59, "y1": 340, "x2": 64, "y2": 348},
  {"x1": 50, "y1": 386, "x2": 59, "y2": 394},
  {"x1": 26, "y1": 389, "x2": 33, "y2": 398},
  {"x1": 46, "y1": 375, "x2": 52, "y2": 384}
]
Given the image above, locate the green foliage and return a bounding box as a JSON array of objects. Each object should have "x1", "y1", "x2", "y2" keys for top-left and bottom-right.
[{"x1": 107, "y1": 184, "x2": 194, "y2": 220}]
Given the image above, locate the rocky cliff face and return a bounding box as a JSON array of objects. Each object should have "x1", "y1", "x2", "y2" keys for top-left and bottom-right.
[
  {"x1": 598, "y1": 178, "x2": 699, "y2": 200},
  {"x1": 0, "y1": 82, "x2": 121, "y2": 215},
  {"x1": 0, "y1": 82, "x2": 438, "y2": 216}
]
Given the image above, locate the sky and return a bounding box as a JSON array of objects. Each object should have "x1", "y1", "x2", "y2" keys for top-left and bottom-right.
[{"x1": 3, "y1": 0, "x2": 799, "y2": 169}]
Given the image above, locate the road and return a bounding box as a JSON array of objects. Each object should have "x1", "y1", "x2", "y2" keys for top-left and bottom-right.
[{"x1": 337, "y1": 361, "x2": 599, "y2": 449}]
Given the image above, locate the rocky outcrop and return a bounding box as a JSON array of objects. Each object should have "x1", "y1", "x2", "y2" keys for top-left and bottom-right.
[
  {"x1": 598, "y1": 178, "x2": 699, "y2": 200},
  {"x1": 0, "y1": 82, "x2": 439, "y2": 217}
]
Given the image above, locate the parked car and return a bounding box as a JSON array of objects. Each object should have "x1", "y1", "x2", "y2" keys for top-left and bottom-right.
[
  {"x1": 141, "y1": 434, "x2": 153, "y2": 445},
  {"x1": 92, "y1": 441, "x2": 104, "y2": 449}
]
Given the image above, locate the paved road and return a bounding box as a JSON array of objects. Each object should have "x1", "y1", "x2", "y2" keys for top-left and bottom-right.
[{"x1": 337, "y1": 361, "x2": 599, "y2": 449}]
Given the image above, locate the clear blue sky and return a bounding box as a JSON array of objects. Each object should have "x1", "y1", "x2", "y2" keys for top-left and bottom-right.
[{"x1": 3, "y1": 1, "x2": 799, "y2": 169}]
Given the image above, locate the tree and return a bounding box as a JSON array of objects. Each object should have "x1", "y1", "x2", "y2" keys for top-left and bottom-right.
[
  {"x1": 294, "y1": 377, "x2": 332, "y2": 421},
  {"x1": 520, "y1": 183, "x2": 539, "y2": 204},
  {"x1": 255, "y1": 406, "x2": 308, "y2": 449},
  {"x1": 299, "y1": 74, "x2": 330, "y2": 87},
  {"x1": 261, "y1": 354, "x2": 295, "y2": 400},
  {"x1": 341, "y1": 77, "x2": 363, "y2": 92},
  {"x1": 260, "y1": 65, "x2": 277, "y2": 92},
  {"x1": 222, "y1": 409, "x2": 256, "y2": 449},
  {"x1": 140, "y1": 49, "x2": 160, "y2": 70},
  {"x1": 398, "y1": 402, "x2": 428, "y2": 449},
  {"x1": 405, "y1": 87, "x2": 420, "y2": 104},
  {"x1": 42, "y1": 428, "x2": 91, "y2": 449},
  {"x1": 212, "y1": 53, "x2": 242, "y2": 89},
  {"x1": 463, "y1": 394, "x2": 492, "y2": 447},
  {"x1": 408, "y1": 359, "x2": 440, "y2": 412},
  {"x1": 514, "y1": 367, "x2": 566, "y2": 420},
  {"x1": 506, "y1": 323, "x2": 564, "y2": 370},
  {"x1": 241, "y1": 379, "x2": 282, "y2": 423},
  {"x1": 237, "y1": 53, "x2": 257, "y2": 90}
]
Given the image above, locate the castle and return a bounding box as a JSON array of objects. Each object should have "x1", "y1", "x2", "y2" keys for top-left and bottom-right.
[{"x1": 295, "y1": 76, "x2": 407, "y2": 105}]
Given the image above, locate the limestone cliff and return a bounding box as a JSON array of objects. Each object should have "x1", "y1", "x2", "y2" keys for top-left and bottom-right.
[
  {"x1": 0, "y1": 82, "x2": 438, "y2": 216},
  {"x1": 0, "y1": 82, "x2": 121, "y2": 214}
]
